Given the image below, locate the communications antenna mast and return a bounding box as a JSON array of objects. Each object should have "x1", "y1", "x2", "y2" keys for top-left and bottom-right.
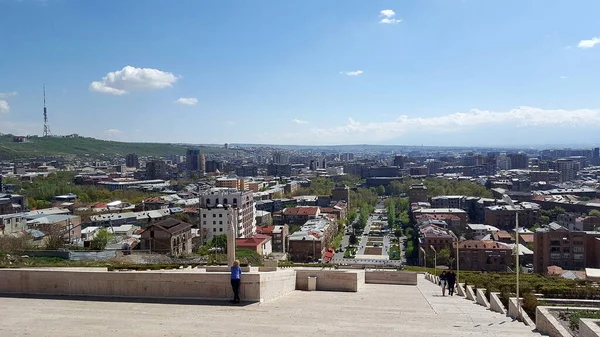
[{"x1": 43, "y1": 85, "x2": 52, "y2": 137}]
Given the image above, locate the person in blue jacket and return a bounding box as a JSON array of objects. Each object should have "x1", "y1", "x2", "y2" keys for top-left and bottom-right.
[{"x1": 230, "y1": 260, "x2": 242, "y2": 304}]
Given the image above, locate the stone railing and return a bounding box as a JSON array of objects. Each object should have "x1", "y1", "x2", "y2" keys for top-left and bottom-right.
[{"x1": 536, "y1": 306, "x2": 600, "y2": 337}]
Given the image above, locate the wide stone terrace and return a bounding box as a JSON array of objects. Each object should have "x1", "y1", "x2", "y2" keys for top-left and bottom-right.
[{"x1": 0, "y1": 274, "x2": 540, "y2": 337}]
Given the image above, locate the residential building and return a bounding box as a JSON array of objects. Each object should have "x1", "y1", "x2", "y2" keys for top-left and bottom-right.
[
  {"x1": 508, "y1": 153, "x2": 528, "y2": 169},
  {"x1": 496, "y1": 153, "x2": 511, "y2": 171},
  {"x1": 556, "y1": 158, "x2": 576, "y2": 182},
  {"x1": 282, "y1": 206, "x2": 320, "y2": 227},
  {"x1": 235, "y1": 165, "x2": 258, "y2": 177},
  {"x1": 454, "y1": 240, "x2": 513, "y2": 272},
  {"x1": 215, "y1": 177, "x2": 247, "y2": 190},
  {"x1": 466, "y1": 224, "x2": 499, "y2": 238},
  {"x1": 413, "y1": 208, "x2": 468, "y2": 227},
  {"x1": 205, "y1": 160, "x2": 224, "y2": 173},
  {"x1": 146, "y1": 160, "x2": 168, "y2": 180},
  {"x1": 288, "y1": 218, "x2": 336, "y2": 262},
  {"x1": 235, "y1": 234, "x2": 272, "y2": 257},
  {"x1": 0, "y1": 193, "x2": 26, "y2": 215},
  {"x1": 186, "y1": 149, "x2": 202, "y2": 172},
  {"x1": 267, "y1": 163, "x2": 291, "y2": 177},
  {"x1": 484, "y1": 203, "x2": 540, "y2": 230},
  {"x1": 331, "y1": 185, "x2": 350, "y2": 204},
  {"x1": 575, "y1": 216, "x2": 600, "y2": 231},
  {"x1": 393, "y1": 155, "x2": 405, "y2": 168},
  {"x1": 272, "y1": 152, "x2": 290, "y2": 164},
  {"x1": 26, "y1": 214, "x2": 82, "y2": 244},
  {"x1": 0, "y1": 213, "x2": 26, "y2": 236},
  {"x1": 409, "y1": 184, "x2": 428, "y2": 203},
  {"x1": 140, "y1": 218, "x2": 192, "y2": 256},
  {"x1": 533, "y1": 225, "x2": 600, "y2": 273},
  {"x1": 125, "y1": 153, "x2": 139, "y2": 168},
  {"x1": 199, "y1": 187, "x2": 256, "y2": 238},
  {"x1": 256, "y1": 224, "x2": 289, "y2": 252},
  {"x1": 418, "y1": 223, "x2": 456, "y2": 266}
]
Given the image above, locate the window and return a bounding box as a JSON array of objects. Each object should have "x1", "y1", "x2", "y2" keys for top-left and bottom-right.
[
  {"x1": 213, "y1": 214, "x2": 216, "y2": 218},
  {"x1": 219, "y1": 221, "x2": 223, "y2": 225},
  {"x1": 203, "y1": 214, "x2": 206, "y2": 218},
  {"x1": 203, "y1": 221, "x2": 206, "y2": 225},
  {"x1": 213, "y1": 221, "x2": 216, "y2": 225},
  {"x1": 206, "y1": 199, "x2": 211, "y2": 205},
  {"x1": 219, "y1": 214, "x2": 223, "y2": 218},
  {"x1": 219, "y1": 228, "x2": 223, "y2": 232},
  {"x1": 213, "y1": 228, "x2": 216, "y2": 232}
]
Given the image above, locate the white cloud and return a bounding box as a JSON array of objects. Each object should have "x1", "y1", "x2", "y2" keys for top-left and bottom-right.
[
  {"x1": 90, "y1": 66, "x2": 179, "y2": 95},
  {"x1": 292, "y1": 119, "x2": 308, "y2": 124},
  {"x1": 273, "y1": 106, "x2": 600, "y2": 144},
  {"x1": 0, "y1": 100, "x2": 9, "y2": 114},
  {"x1": 341, "y1": 70, "x2": 364, "y2": 76},
  {"x1": 560, "y1": 76, "x2": 567, "y2": 79},
  {"x1": 175, "y1": 97, "x2": 198, "y2": 105},
  {"x1": 380, "y1": 9, "x2": 395, "y2": 18},
  {"x1": 225, "y1": 120, "x2": 235, "y2": 126},
  {"x1": 0, "y1": 92, "x2": 17, "y2": 99},
  {"x1": 379, "y1": 9, "x2": 402, "y2": 24},
  {"x1": 104, "y1": 129, "x2": 122, "y2": 137},
  {"x1": 578, "y1": 37, "x2": 600, "y2": 49}
]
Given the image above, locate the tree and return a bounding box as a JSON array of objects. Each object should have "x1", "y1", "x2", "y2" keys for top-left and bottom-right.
[
  {"x1": 172, "y1": 212, "x2": 192, "y2": 224},
  {"x1": 375, "y1": 185, "x2": 386, "y2": 196},
  {"x1": 211, "y1": 234, "x2": 227, "y2": 252},
  {"x1": 387, "y1": 202, "x2": 396, "y2": 228},
  {"x1": 44, "y1": 226, "x2": 66, "y2": 250},
  {"x1": 437, "y1": 248, "x2": 451, "y2": 266},
  {"x1": 589, "y1": 210, "x2": 600, "y2": 217},
  {"x1": 90, "y1": 229, "x2": 113, "y2": 250},
  {"x1": 394, "y1": 228, "x2": 403, "y2": 238}
]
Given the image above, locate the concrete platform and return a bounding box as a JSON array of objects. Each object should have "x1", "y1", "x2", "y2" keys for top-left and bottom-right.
[{"x1": 0, "y1": 274, "x2": 540, "y2": 337}]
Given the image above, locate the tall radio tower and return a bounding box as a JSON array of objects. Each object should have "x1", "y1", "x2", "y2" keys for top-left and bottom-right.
[{"x1": 43, "y1": 85, "x2": 52, "y2": 137}]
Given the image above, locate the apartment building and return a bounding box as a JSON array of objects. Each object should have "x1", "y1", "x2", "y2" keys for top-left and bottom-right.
[
  {"x1": 288, "y1": 218, "x2": 336, "y2": 262},
  {"x1": 199, "y1": 188, "x2": 255, "y2": 239},
  {"x1": 484, "y1": 203, "x2": 540, "y2": 230},
  {"x1": 533, "y1": 224, "x2": 600, "y2": 273},
  {"x1": 418, "y1": 223, "x2": 456, "y2": 265},
  {"x1": 454, "y1": 240, "x2": 513, "y2": 272}
]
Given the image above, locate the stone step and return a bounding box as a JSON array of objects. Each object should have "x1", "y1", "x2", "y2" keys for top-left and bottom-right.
[{"x1": 418, "y1": 274, "x2": 542, "y2": 336}]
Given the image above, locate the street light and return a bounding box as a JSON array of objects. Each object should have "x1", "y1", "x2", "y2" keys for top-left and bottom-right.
[
  {"x1": 430, "y1": 245, "x2": 437, "y2": 276},
  {"x1": 502, "y1": 194, "x2": 521, "y2": 320},
  {"x1": 455, "y1": 237, "x2": 460, "y2": 284},
  {"x1": 419, "y1": 246, "x2": 427, "y2": 269}
]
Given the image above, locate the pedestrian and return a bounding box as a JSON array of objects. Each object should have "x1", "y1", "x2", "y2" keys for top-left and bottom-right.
[
  {"x1": 446, "y1": 269, "x2": 457, "y2": 296},
  {"x1": 439, "y1": 270, "x2": 448, "y2": 296},
  {"x1": 230, "y1": 259, "x2": 242, "y2": 304}
]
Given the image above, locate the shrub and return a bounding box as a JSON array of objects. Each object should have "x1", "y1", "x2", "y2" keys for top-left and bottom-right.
[{"x1": 522, "y1": 292, "x2": 539, "y2": 322}]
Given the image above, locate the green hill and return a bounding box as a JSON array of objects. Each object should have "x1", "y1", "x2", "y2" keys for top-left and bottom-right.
[{"x1": 0, "y1": 135, "x2": 227, "y2": 159}]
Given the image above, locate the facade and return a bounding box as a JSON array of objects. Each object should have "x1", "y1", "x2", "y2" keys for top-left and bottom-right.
[
  {"x1": 199, "y1": 188, "x2": 256, "y2": 239},
  {"x1": 0, "y1": 213, "x2": 26, "y2": 236},
  {"x1": 413, "y1": 208, "x2": 468, "y2": 227},
  {"x1": 454, "y1": 240, "x2": 513, "y2": 272},
  {"x1": 140, "y1": 218, "x2": 192, "y2": 256},
  {"x1": 0, "y1": 194, "x2": 26, "y2": 215},
  {"x1": 484, "y1": 203, "x2": 540, "y2": 230},
  {"x1": 125, "y1": 153, "x2": 139, "y2": 168},
  {"x1": 199, "y1": 205, "x2": 238, "y2": 243},
  {"x1": 267, "y1": 163, "x2": 291, "y2": 177},
  {"x1": 418, "y1": 223, "x2": 456, "y2": 266},
  {"x1": 409, "y1": 184, "x2": 428, "y2": 203},
  {"x1": 282, "y1": 206, "x2": 320, "y2": 226},
  {"x1": 146, "y1": 160, "x2": 168, "y2": 180},
  {"x1": 26, "y1": 214, "x2": 82, "y2": 244},
  {"x1": 256, "y1": 224, "x2": 289, "y2": 252},
  {"x1": 533, "y1": 226, "x2": 600, "y2": 273},
  {"x1": 235, "y1": 165, "x2": 258, "y2": 177},
  {"x1": 235, "y1": 234, "x2": 272, "y2": 256},
  {"x1": 215, "y1": 177, "x2": 247, "y2": 190},
  {"x1": 556, "y1": 159, "x2": 576, "y2": 182},
  {"x1": 331, "y1": 185, "x2": 350, "y2": 204}
]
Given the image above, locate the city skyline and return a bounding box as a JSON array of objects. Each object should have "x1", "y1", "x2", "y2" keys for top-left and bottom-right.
[{"x1": 1, "y1": 0, "x2": 600, "y2": 146}]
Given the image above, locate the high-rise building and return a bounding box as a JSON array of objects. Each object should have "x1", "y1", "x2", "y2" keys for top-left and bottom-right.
[
  {"x1": 125, "y1": 153, "x2": 139, "y2": 168},
  {"x1": 205, "y1": 160, "x2": 224, "y2": 173},
  {"x1": 186, "y1": 149, "x2": 203, "y2": 172},
  {"x1": 507, "y1": 153, "x2": 528, "y2": 169},
  {"x1": 272, "y1": 151, "x2": 290, "y2": 165},
  {"x1": 340, "y1": 153, "x2": 354, "y2": 161},
  {"x1": 556, "y1": 158, "x2": 576, "y2": 182},
  {"x1": 146, "y1": 160, "x2": 168, "y2": 180},
  {"x1": 593, "y1": 148, "x2": 600, "y2": 166},
  {"x1": 393, "y1": 155, "x2": 405, "y2": 168},
  {"x1": 200, "y1": 153, "x2": 206, "y2": 173},
  {"x1": 496, "y1": 153, "x2": 511, "y2": 171}
]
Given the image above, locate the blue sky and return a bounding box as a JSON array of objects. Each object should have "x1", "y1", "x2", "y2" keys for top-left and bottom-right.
[{"x1": 1, "y1": 0, "x2": 600, "y2": 146}]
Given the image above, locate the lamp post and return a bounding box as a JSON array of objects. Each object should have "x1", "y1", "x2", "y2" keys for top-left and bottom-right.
[
  {"x1": 430, "y1": 245, "x2": 437, "y2": 276},
  {"x1": 502, "y1": 194, "x2": 520, "y2": 320},
  {"x1": 455, "y1": 237, "x2": 460, "y2": 284},
  {"x1": 420, "y1": 246, "x2": 427, "y2": 269}
]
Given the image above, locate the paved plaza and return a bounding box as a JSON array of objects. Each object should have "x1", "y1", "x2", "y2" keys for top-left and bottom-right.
[{"x1": 0, "y1": 274, "x2": 540, "y2": 337}]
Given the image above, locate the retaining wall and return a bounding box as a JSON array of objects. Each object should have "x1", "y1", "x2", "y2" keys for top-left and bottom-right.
[
  {"x1": 580, "y1": 318, "x2": 600, "y2": 337},
  {"x1": 365, "y1": 271, "x2": 417, "y2": 285},
  {"x1": 0, "y1": 268, "x2": 296, "y2": 303},
  {"x1": 489, "y1": 292, "x2": 506, "y2": 314},
  {"x1": 475, "y1": 288, "x2": 490, "y2": 308},
  {"x1": 295, "y1": 269, "x2": 365, "y2": 292}
]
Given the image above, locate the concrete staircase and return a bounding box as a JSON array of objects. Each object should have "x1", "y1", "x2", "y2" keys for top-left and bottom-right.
[{"x1": 419, "y1": 274, "x2": 544, "y2": 336}]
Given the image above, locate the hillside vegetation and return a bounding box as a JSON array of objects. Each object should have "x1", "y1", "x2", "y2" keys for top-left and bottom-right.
[{"x1": 0, "y1": 135, "x2": 227, "y2": 159}]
